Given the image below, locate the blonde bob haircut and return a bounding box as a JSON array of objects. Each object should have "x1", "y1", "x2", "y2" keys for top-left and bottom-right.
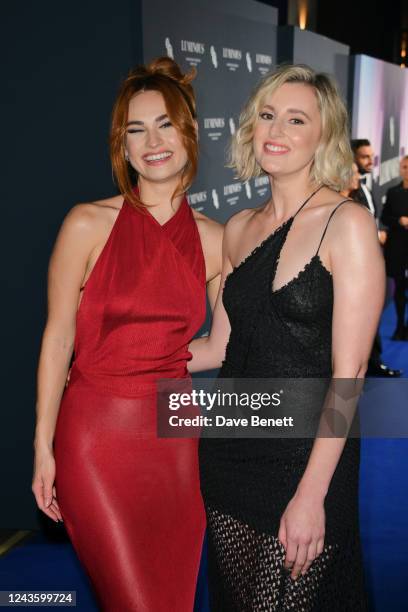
[{"x1": 230, "y1": 64, "x2": 354, "y2": 192}]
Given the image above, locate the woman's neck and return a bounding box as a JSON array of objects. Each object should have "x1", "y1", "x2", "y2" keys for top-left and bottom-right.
[
  {"x1": 138, "y1": 177, "x2": 184, "y2": 214},
  {"x1": 266, "y1": 171, "x2": 320, "y2": 221}
]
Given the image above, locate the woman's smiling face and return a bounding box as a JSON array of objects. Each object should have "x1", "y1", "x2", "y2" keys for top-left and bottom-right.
[
  {"x1": 253, "y1": 82, "x2": 322, "y2": 179},
  {"x1": 125, "y1": 89, "x2": 188, "y2": 185}
]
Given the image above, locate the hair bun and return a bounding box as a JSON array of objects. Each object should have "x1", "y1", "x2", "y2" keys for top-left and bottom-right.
[{"x1": 146, "y1": 56, "x2": 196, "y2": 86}]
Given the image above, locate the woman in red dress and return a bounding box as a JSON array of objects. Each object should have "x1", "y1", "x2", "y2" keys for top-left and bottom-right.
[{"x1": 32, "y1": 57, "x2": 222, "y2": 611}]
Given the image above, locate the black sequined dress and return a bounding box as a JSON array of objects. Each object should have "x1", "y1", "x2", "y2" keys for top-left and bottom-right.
[{"x1": 199, "y1": 195, "x2": 368, "y2": 611}]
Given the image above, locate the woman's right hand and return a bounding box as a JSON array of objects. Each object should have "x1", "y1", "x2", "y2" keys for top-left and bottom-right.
[
  {"x1": 33, "y1": 204, "x2": 101, "y2": 524},
  {"x1": 32, "y1": 449, "x2": 63, "y2": 523}
]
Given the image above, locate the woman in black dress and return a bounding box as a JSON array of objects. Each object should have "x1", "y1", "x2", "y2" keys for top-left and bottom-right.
[
  {"x1": 189, "y1": 64, "x2": 385, "y2": 610},
  {"x1": 381, "y1": 155, "x2": 408, "y2": 340}
]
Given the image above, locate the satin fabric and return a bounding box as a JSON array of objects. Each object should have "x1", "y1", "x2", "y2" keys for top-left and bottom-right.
[{"x1": 54, "y1": 197, "x2": 206, "y2": 611}]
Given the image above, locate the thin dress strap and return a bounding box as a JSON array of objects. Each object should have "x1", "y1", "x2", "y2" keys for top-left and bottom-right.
[
  {"x1": 315, "y1": 198, "x2": 353, "y2": 256},
  {"x1": 293, "y1": 185, "x2": 324, "y2": 219}
]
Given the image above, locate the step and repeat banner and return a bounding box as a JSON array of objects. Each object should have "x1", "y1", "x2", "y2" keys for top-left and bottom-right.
[
  {"x1": 142, "y1": 0, "x2": 278, "y2": 223},
  {"x1": 352, "y1": 54, "x2": 408, "y2": 208},
  {"x1": 278, "y1": 26, "x2": 350, "y2": 100}
]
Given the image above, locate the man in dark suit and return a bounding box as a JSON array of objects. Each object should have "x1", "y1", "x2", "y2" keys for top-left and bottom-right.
[
  {"x1": 381, "y1": 155, "x2": 408, "y2": 340},
  {"x1": 352, "y1": 139, "x2": 377, "y2": 210},
  {"x1": 351, "y1": 139, "x2": 402, "y2": 376}
]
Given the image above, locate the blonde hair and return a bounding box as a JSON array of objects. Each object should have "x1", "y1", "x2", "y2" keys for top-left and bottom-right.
[{"x1": 230, "y1": 64, "x2": 353, "y2": 191}]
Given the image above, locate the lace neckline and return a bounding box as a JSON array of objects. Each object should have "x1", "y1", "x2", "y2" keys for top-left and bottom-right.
[
  {"x1": 226, "y1": 185, "x2": 323, "y2": 282},
  {"x1": 271, "y1": 253, "x2": 332, "y2": 296},
  {"x1": 227, "y1": 217, "x2": 293, "y2": 281}
]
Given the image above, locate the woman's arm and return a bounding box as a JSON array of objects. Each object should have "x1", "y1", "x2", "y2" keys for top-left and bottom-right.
[
  {"x1": 207, "y1": 272, "x2": 222, "y2": 312},
  {"x1": 32, "y1": 204, "x2": 101, "y2": 521},
  {"x1": 279, "y1": 203, "x2": 385, "y2": 579},
  {"x1": 188, "y1": 219, "x2": 235, "y2": 373}
]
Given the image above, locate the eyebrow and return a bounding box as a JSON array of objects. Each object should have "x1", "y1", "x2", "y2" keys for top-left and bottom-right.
[
  {"x1": 126, "y1": 113, "x2": 169, "y2": 126},
  {"x1": 263, "y1": 104, "x2": 311, "y2": 120}
]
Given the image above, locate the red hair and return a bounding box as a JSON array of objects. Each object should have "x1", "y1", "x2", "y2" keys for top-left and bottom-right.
[{"x1": 110, "y1": 57, "x2": 197, "y2": 209}]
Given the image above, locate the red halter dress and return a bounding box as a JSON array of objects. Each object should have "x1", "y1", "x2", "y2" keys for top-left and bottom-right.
[{"x1": 54, "y1": 196, "x2": 206, "y2": 611}]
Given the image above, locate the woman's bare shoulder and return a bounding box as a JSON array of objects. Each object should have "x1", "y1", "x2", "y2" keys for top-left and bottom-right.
[
  {"x1": 326, "y1": 198, "x2": 378, "y2": 258},
  {"x1": 63, "y1": 195, "x2": 124, "y2": 235},
  {"x1": 224, "y1": 206, "x2": 259, "y2": 241},
  {"x1": 192, "y1": 208, "x2": 224, "y2": 240},
  {"x1": 330, "y1": 198, "x2": 374, "y2": 227},
  {"x1": 311, "y1": 188, "x2": 372, "y2": 230}
]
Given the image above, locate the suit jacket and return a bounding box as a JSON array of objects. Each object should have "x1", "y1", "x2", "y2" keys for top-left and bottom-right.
[
  {"x1": 352, "y1": 184, "x2": 378, "y2": 219},
  {"x1": 380, "y1": 182, "x2": 408, "y2": 276}
]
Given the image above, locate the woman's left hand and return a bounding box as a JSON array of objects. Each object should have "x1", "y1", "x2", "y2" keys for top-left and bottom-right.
[{"x1": 278, "y1": 490, "x2": 325, "y2": 580}]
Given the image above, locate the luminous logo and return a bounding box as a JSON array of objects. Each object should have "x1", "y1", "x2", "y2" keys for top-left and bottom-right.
[
  {"x1": 188, "y1": 191, "x2": 207, "y2": 206},
  {"x1": 246, "y1": 52, "x2": 253, "y2": 73},
  {"x1": 211, "y1": 189, "x2": 220, "y2": 210},
  {"x1": 229, "y1": 117, "x2": 236, "y2": 135},
  {"x1": 255, "y1": 53, "x2": 272, "y2": 75},
  {"x1": 389, "y1": 116, "x2": 395, "y2": 147},
  {"x1": 223, "y1": 47, "x2": 242, "y2": 72},
  {"x1": 224, "y1": 183, "x2": 242, "y2": 195},
  {"x1": 223, "y1": 47, "x2": 242, "y2": 60},
  {"x1": 165, "y1": 37, "x2": 174, "y2": 59},
  {"x1": 204, "y1": 117, "x2": 225, "y2": 142},
  {"x1": 181, "y1": 40, "x2": 205, "y2": 54},
  {"x1": 254, "y1": 175, "x2": 270, "y2": 197},
  {"x1": 204, "y1": 118, "x2": 225, "y2": 129},
  {"x1": 255, "y1": 176, "x2": 269, "y2": 188},
  {"x1": 210, "y1": 45, "x2": 218, "y2": 68},
  {"x1": 256, "y1": 53, "x2": 272, "y2": 66},
  {"x1": 224, "y1": 182, "x2": 242, "y2": 206},
  {"x1": 245, "y1": 181, "x2": 252, "y2": 199}
]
